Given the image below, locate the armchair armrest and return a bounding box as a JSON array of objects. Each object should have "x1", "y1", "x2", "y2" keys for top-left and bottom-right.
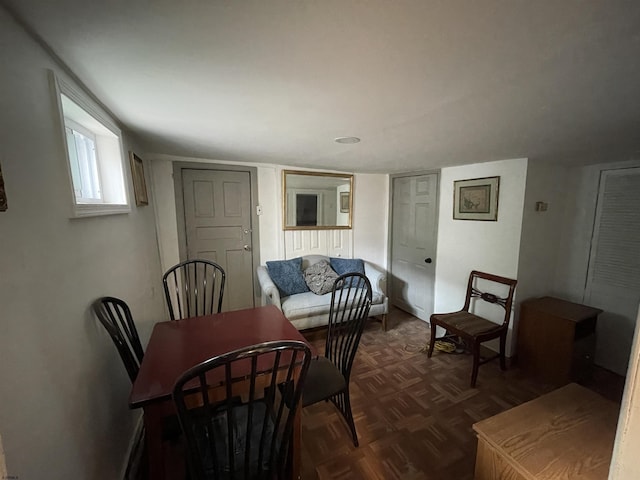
[
  {"x1": 364, "y1": 262, "x2": 386, "y2": 296},
  {"x1": 256, "y1": 266, "x2": 282, "y2": 310}
]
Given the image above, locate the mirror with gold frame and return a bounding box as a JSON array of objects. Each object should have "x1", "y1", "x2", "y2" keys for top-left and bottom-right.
[{"x1": 282, "y1": 170, "x2": 353, "y2": 230}]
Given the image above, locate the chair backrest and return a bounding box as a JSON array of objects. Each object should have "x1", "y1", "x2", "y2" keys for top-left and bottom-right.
[
  {"x1": 463, "y1": 271, "x2": 518, "y2": 328},
  {"x1": 92, "y1": 296, "x2": 144, "y2": 382},
  {"x1": 172, "y1": 340, "x2": 312, "y2": 480},
  {"x1": 325, "y1": 273, "x2": 373, "y2": 381},
  {"x1": 163, "y1": 259, "x2": 226, "y2": 320}
]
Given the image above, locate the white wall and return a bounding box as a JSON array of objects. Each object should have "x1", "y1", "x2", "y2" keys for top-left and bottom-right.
[
  {"x1": 150, "y1": 157, "x2": 388, "y2": 273},
  {"x1": 514, "y1": 161, "x2": 570, "y2": 333},
  {"x1": 353, "y1": 173, "x2": 389, "y2": 270},
  {"x1": 434, "y1": 158, "x2": 528, "y2": 355},
  {"x1": 0, "y1": 9, "x2": 165, "y2": 480},
  {"x1": 149, "y1": 159, "x2": 180, "y2": 273}
]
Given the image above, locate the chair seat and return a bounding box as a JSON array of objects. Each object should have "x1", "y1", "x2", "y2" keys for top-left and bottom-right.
[
  {"x1": 302, "y1": 356, "x2": 346, "y2": 407},
  {"x1": 431, "y1": 311, "x2": 503, "y2": 338}
]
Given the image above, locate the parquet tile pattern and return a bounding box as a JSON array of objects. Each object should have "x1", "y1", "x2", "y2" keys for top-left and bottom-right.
[
  {"x1": 134, "y1": 307, "x2": 624, "y2": 480},
  {"x1": 301, "y1": 308, "x2": 557, "y2": 480}
]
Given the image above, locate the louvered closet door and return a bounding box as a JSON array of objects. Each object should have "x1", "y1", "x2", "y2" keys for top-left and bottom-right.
[{"x1": 585, "y1": 167, "x2": 640, "y2": 375}]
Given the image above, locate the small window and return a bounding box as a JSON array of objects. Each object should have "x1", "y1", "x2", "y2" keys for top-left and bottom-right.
[
  {"x1": 65, "y1": 119, "x2": 101, "y2": 202},
  {"x1": 52, "y1": 72, "x2": 130, "y2": 217}
]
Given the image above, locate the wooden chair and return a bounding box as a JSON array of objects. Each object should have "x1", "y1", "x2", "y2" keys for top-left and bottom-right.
[
  {"x1": 163, "y1": 259, "x2": 226, "y2": 320},
  {"x1": 427, "y1": 271, "x2": 517, "y2": 387},
  {"x1": 92, "y1": 296, "x2": 144, "y2": 382},
  {"x1": 172, "y1": 340, "x2": 312, "y2": 480},
  {"x1": 302, "y1": 272, "x2": 372, "y2": 447}
]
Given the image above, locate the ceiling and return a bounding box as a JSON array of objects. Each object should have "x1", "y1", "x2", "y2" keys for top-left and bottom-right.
[{"x1": 5, "y1": 1, "x2": 640, "y2": 173}]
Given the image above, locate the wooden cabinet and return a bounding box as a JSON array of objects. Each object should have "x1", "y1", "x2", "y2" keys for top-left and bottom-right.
[
  {"x1": 473, "y1": 383, "x2": 618, "y2": 480},
  {"x1": 517, "y1": 296, "x2": 602, "y2": 386}
]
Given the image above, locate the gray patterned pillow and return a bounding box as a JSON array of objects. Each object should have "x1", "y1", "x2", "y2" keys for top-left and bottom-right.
[{"x1": 304, "y1": 260, "x2": 339, "y2": 295}]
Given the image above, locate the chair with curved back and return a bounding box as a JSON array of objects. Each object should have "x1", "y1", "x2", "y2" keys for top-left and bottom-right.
[
  {"x1": 302, "y1": 272, "x2": 372, "y2": 447},
  {"x1": 163, "y1": 259, "x2": 226, "y2": 320},
  {"x1": 93, "y1": 297, "x2": 184, "y2": 446},
  {"x1": 172, "y1": 340, "x2": 312, "y2": 480},
  {"x1": 92, "y1": 296, "x2": 144, "y2": 382},
  {"x1": 427, "y1": 270, "x2": 518, "y2": 387}
]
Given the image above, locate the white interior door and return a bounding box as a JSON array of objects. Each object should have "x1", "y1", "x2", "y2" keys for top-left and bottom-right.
[
  {"x1": 390, "y1": 174, "x2": 438, "y2": 321},
  {"x1": 585, "y1": 167, "x2": 640, "y2": 375},
  {"x1": 182, "y1": 168, "x2": 255, "y2": 311}
]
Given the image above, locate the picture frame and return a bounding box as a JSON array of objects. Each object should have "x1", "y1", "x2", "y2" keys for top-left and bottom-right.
[
  {"x1": 0, "y1": 162, "x2": 7, "y2": 212},
  {"x1": 453, "y1": 176, "x2": 499, "y2": 221},
  {"x1": 129, "y1": 152, "x2": 148, "y2": 206},
  {"x1": 340, "y1": 191, "x2": 350, "y2": 213}
]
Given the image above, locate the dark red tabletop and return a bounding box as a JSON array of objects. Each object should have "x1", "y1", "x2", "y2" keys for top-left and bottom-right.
[{"x1": 129, "y1": 305, "x2": 314, "y2": 408}]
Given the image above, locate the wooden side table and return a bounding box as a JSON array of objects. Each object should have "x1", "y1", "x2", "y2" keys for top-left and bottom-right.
[
  {"x1": 517, "y1": 296, "x2": 602, "y2": 385},
  {"x1": 473, "y1": 383, "x2": 618, "y2": 480}
]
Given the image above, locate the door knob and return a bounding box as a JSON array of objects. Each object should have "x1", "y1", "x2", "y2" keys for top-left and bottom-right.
[
  {"x1": 243, "y1": 245, "x2": 251, "y2": 251},
  {"x1": 425, "y1": 258, "x2": 432, "y2": 264}
]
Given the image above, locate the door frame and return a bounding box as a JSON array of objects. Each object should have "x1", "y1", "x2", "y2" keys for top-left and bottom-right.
[
  {"x1": 387, "y1": 170, "x2": 441, "y2": 315},
  {"x1": 173, "y1": 162, "x2": 262, "y2": 308}
]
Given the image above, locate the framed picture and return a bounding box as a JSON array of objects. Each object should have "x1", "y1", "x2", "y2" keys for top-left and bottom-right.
[
  {"x1": 0, "y1": 162, "x2": 6, "y2": 212},
  {"x1": 453, "y1": 176, "x2": 499, "y2": 221},
  {"x1": 340, "y1": 191, "x2": 350, "y2": 213},
  {"x1": 129, "y1": 152, "x2": 148, "y2": 206}
]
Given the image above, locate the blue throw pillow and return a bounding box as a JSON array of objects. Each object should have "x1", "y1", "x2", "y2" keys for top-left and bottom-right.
[
  {"x1": 329, "y1": 258, "x2": 365, "y2": 287},
  {"x1": 330, "y1": 258, "x2": 365, "y2": 276},
  {"x1": 266, "y1": 257, "x2": 309, "y2": 298}
]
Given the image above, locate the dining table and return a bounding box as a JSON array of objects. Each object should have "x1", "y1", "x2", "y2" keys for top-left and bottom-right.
[{"x1": 129, "y1": 304, "x2": 316, "y2": 480}]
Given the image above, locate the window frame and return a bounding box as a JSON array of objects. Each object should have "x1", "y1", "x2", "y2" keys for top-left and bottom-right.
[{"x1": 51, "y1": 71, "x2": 131, "y2": 217}]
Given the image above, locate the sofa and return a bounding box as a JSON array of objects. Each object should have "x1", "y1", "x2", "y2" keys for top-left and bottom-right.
[{"x1": 257, "y1": 255, "x2": 388, "y2": 331}]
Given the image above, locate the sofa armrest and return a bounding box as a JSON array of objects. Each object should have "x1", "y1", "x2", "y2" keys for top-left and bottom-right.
[
  {"x1": 364, "y1": 262, "x2": 386, "y2": 296},
  {"x1": 256, "y1": 265, "x2": 282, "y2": 310}
]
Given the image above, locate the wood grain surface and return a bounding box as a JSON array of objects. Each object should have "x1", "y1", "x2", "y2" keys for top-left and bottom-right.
[{"x1": 473, "y1": 383, "x2": 618, "y2": 480}]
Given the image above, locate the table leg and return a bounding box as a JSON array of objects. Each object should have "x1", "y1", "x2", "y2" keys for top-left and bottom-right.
[{"x1": 143, "y1": 403, "x2": 165, "y2": 480}]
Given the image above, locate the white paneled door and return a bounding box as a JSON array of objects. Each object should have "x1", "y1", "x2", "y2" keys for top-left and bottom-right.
[
  {"x1": 390, "y1": 174, "x2": 438, "y2": 321},
  {"x1": 182, "y1": 169, "x2": 255, "y2": 311},
  {"x1": 585, "y1": 167, "x2": 640, "y2": 376}
]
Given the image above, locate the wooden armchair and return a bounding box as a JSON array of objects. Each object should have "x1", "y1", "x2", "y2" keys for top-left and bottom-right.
[{"x1": 427, "y1": 271, "x2": 517, "y2": 387}]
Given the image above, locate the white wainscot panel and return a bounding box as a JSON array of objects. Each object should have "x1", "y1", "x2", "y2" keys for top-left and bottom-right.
[{"x1": 284, "y1": 230, "x2": 352, "y2": 259}]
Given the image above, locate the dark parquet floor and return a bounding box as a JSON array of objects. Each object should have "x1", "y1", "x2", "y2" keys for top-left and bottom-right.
[
  {"x1": 134, "y1": 307, "x2": 625, "y2": 480},
  {"x1": 299, "y1": 307, "x2": 624, "y2": 480}
]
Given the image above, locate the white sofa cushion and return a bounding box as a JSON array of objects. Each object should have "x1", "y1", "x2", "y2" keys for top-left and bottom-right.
[{"x1": 282, "y1": 289, "x2": 385, "y2": 320}]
